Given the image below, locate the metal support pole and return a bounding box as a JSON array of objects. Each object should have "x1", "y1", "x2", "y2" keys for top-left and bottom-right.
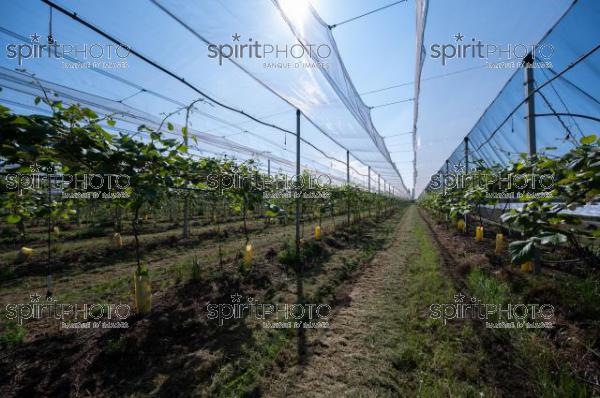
[
  {"x1": 295, "y1": 109, "x2": 301, "y2": 260},
  {"x1": 445, "y1": 160, "x2": 449, "y2": 191},
  {"x1": 182, "y1": 130, "x2": 190, "y2": 239},
  {"x1": 346, "y1": 150, "x2": 350, "y2": 225},
  {"x1": 378, "y1": 174, "x2": 380, "y2": 194},
  {"x1": 268, "y1": 158, "x2": 271, "y2": 177},
  {"x1": 525, "y1": 53, "x2": 537, "y2": 157},
  {"x1": 524, "y1": 53, "x2": 540, "y2": 274},
  {"x1": 294, "y1": 109, "x2": 306, "y2": 359},
  {"x1": 368, "y1": 166, "x2": 371, "y2": 193},
  {"x1": 464, "y1": 137, "x2": 469, "y2": 173}
]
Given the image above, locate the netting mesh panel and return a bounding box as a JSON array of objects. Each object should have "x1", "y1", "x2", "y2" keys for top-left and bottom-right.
[
  {"x1": 426, "y1": 0, "x2": 600, "y2": 185},
  {"x1": 150, "y1": 0, "x2": 408, "y2": 194},
  {"x1": 0, "y1": 67, "x2": 359, "y2": 187},
  {"x1": 0, "y1": 0, "x2": 409, "y2": 195}
]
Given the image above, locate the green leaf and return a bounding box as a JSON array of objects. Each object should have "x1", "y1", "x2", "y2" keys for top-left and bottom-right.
[
  {"x1": 11, "y1": 116, "x2": 30, "y2": 125},
  {"x1": 34, "y1": 97, "x2": 41, "y2": 105},
  {"x1": 508, "y1": 239, "x2": 535, "y2": 264},
  {"x1": 580, "y1": 135, "x2": 597, "y2": 145},
  {"x1": 6, "y1": 214, "x2": 21, "y2": 224},
  {"x1": 539, "y1": 233, "x2": 567, "y2": 246},
  {"x1": 167, "y1": 122, "x2": 174, "y2": 131}
]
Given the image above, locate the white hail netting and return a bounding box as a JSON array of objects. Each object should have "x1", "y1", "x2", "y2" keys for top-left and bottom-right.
[
  {"x1": 425, "y1": 0, "x2": 600, "y2": 191},
  {"x1": 412, "y1": 0, "x2": 428, "y2": 197},
  {"x1": 150, "y1": 0, "x2": 409, "y2": 195},
  {"x1": 0, "y1": 0, "x2": 410, "y2": 197},
  {"x1": 0, "y1": 66, "x2": 354, "y2": 186}
]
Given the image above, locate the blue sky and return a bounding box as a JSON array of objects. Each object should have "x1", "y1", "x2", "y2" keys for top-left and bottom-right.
[{"x1": 0, "y1": 0, "x2": 578, "y2": 194}]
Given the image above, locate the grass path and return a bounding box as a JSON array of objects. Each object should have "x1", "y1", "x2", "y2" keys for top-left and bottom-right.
[{"x1": 262, "y1": 205, "x2": 499, "y2": 397}]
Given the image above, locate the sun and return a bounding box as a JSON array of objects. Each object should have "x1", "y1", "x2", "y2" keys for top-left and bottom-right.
[{"x1": 278, "y1": 0, "x2": 312, "y2": 26}]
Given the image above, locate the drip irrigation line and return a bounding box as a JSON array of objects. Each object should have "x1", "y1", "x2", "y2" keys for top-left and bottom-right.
[
  {"x1": 369, "y1": 98, "x2": 414, "y2": 109},
  {"x1": 328, "y1": 0, "x2": 407, "y2": 29}
]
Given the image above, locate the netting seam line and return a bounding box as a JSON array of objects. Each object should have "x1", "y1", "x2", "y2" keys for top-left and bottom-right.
[
  {"x1": 148, "y1": 0, "x2": 346, "y2": 148},
  {"x1": 40, "y1": 1, "x2": 384, "y2": 191},
  {"x1": 149, "y1": 0, "x2": 401, "y2": 190},
  {"x1": 150, "y1": 0, "x2": 407, "y2": 193},
  {"x1": 360, "y1": 64, "x2": 487, "y2": 96}
]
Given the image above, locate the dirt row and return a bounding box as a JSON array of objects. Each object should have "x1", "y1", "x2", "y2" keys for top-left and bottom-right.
[{"x1": 0, "y1": 207, "x2": 403, "y2": 397}]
